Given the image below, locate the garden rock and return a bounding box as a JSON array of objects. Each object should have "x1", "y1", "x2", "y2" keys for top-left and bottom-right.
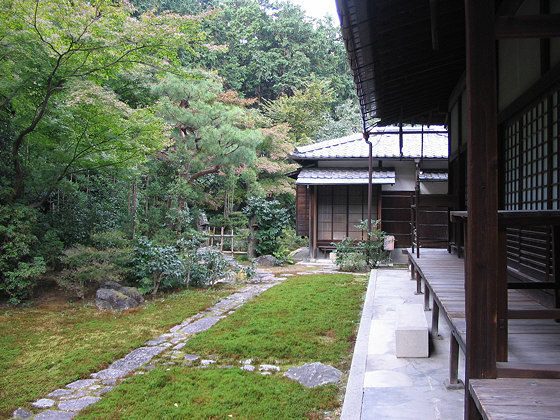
[
  {"x1": 254, "y1": 255, "x2": 278, "y2": 267},
  {"x1": 58, "y1": 396, "x2": 101, "y2": 411},
  {"x1": 34, "y1": 411, "x2": 76, "y2": 420},
  {"x1": 12, "y1": 408, "x2": 32, "y2": 418},
  {"x1": 284, "y1": 362, "x2": 342, "y2": 388},
  {"x1": 290, "y1": 247, "x2": 310, "y2": 262},
  {"x1": 95, "y1": 284, "x2": 143, "y2": 311},
  {"x1": 32, "y1": 398, "x2": 55, "y2": 409}
]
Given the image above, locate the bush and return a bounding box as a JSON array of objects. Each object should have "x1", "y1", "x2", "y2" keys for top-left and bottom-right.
[
  {"x1": 131, "y1": 237, "x2": 185, "y2": 294},
  {"x1": 242, "y1": 196, "x2": 290, "y2": 256},
  {"x1": 0, "y1": 205, "x2": 47, "y2": 304},
  {"x1": 333, "y1": 220, "x2": 388, "y2": 272},
  {"x1": 189, "y1": 247, "x2": 251, "y2": 287},
  {"x1": 90, "y1": 230, "x2": 131, "y2": 250},
  {"x1": 58, "y1": 246, "x2": 130, "y2": 298}
]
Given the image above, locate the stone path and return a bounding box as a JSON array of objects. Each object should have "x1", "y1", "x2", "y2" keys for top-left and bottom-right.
[{"x1": 12, "y1": 268, "x2": 292, "y2": 420}]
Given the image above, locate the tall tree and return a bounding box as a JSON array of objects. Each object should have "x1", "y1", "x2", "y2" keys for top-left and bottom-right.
[
  {"x1": 0, "y1": 0, "x2": 208, "y2": 202},
  {"x1": 153, "y1": 74, "x2": 262, "y2": 209}
]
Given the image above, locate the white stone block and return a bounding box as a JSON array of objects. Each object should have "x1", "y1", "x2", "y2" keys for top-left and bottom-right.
[{"x1": 395, "y1": 303, "x2": 428, "y2": 358}]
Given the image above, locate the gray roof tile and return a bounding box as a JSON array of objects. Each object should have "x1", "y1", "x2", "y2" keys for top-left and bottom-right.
[
  {"x1": 291, "y1": 125, "x2": 448, "y2": 160},
  {"x1": 296, "y1": 168, "x2": 395, "y2": 185}
]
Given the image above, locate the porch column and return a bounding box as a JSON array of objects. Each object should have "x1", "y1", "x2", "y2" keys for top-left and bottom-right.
[{"x1": 464, "y1": 0, "x2": 499, "y2": 417}]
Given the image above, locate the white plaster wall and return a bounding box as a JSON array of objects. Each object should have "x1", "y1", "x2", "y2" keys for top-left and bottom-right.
[
  {"x1": 382, "y1": 161, "x2": 415, "y2": 191},
  {"x1": 420, "y1": 182, "x2": 448, "y2": 195}
]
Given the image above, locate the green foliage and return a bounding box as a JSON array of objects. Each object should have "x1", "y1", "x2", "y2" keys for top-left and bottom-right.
[
  {"x1": 58, "y1": 246, "x2": 131, "y2": 298},
  {"x1": 191, "y1": 247, "x2": 234, "y2": 287},
  {"x1": 0, "y1": 205, "x2": 46, "y2": 304},
  {"x1": 264, "y1": 78, "x2": 335, "y2": 144},
  {"x1": 333, "y1": 220, "x2": 389, "y2": 272},
  {"x1": 35, "y1": 230, "x2": 64, "y2": 268},
  {"x1": 131, "y1": 237, "x2": 185, "y2": 294},
  {"x1": 243, "y1": 196, "x2": 291, "y2": 256},
  {"x1": 90, "y1": 230, "x2": 131, "y2": 251},
  {"x1": 178, "y1": 0, "x2": 354, "y2": 104},
  {"x1": 1, "y1": 0, "x2": 209, "y2": 202}
]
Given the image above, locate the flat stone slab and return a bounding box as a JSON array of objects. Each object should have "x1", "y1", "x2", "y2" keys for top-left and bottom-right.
[
  {"x1": 66, "y1": 379, "x2": 98, "y2": 390},
  {"x1": 58, "y1": 396, "x2": 101, "y2": 411},
  {"x1": 241, "y1": 365, "x2": 255, "y2": 372},
  {"x1": 12, "y1": 408, "x2": 32, "y2": 418},
  {"x1": 47, "y1": 389, "x2": 74, "y2": 398},
  {"x1": 284, "y1": 362, "x2": 342, "y2": 388},
  {"x1": 34, "y1": 411, "x2": 77, "y2": 420},
  {"x1": 92, "y1": 346, "x2": 167, "y2": 379},
  {"x1": 180, "y1": 316, "x2": 222, "y2": 334},
  {"x1": 259, "y1": 364, "x2": 280, "y2": 372},
  {"x1": 32, "y1": 398, "x2": 55, "y2": 408},
  {"x1": 184, "y1": 354, "x2": 200, "y2": 362}
]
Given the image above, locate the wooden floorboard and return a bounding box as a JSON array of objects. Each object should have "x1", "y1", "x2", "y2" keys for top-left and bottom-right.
[
  {"x1": 470, "y1": 378, "x2": 560, "y2": 420},
  {"x1": 408, "y1": 248, "x2": 560, "y2": 367}
]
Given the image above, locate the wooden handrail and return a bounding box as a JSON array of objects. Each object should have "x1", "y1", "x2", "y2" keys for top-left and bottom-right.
[{"x1": 450, "y1": 210, "x2": 560, "y2": 226}]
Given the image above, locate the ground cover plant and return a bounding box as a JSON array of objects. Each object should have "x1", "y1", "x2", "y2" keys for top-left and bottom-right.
[
  {"x1": 0, "y1": 287, "x2": 233, "y2": 418},
  {"x1": 79, "y1": 366, "x2": 339, "y2": 420},
  {"x1": 79, "y1": 273, "x2": 367, "y2": 419}
]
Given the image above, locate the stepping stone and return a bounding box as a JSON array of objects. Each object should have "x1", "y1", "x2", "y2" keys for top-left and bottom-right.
[
  {"x1": 66, "y1": 379, "x2": 98, "y2": 390},
  {"x1": 34, "y1": 410, "x2": 77, "y2": 419},
  {"x1": 241, "y1": 365, "x2": 255, "y2": 372},
  {"x1": 32, "y1": 398, "x2": 55, "y2": 408},
  {"x1": 58, "y1": 396, "x2": 101, "y2": 411},
  {"x1": 96, "y1": 386, "x2": 115, "y2": 395},
  {"x1": 184, "y1": 354, "x2": 200, "y2": 362},
  {"x1": 92, "y1": 346, "x2": 167, "y2": 379},
  {"x1": 259, "y1": 364, "x2": 280, "y2": 372},
  {"x1": 201, "y1": 360, "x2": 216, "y2": 366},
  {"x1": 284, "y1": 362, "x2": 342, "y2": 388},
  {"x1": 47, "y1": 389, "x2": 74, "y2": 398},
  {"x1": 180, "y1": 317, "x2": 223, "y2": 334},
  {"x1": 12, "y1": 408, "x2": 32, "y2": 418}
]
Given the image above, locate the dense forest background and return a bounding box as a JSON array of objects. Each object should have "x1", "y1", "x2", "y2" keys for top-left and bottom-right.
[{"x1": 0, "y1": 0, "x2": 361, "y2": 303}]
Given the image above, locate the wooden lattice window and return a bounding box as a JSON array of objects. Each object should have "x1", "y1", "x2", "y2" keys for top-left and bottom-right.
[
  {"x1": 502, "y1": 86, "x2": 560, "y2": 287},
  {"x1": 317, "y1": 185, "x2": 373, "y2": 242}
]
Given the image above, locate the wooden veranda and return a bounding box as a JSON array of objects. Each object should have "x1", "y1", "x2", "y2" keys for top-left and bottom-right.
[{"x1": 335, "y1": 0, "x2": 560, "y2": 418}]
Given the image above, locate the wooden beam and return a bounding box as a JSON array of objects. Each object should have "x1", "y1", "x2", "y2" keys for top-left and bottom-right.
[
  {"x1": 495, "y1": 14, "x2": 560, "y2": 39},
  {"x1": 496, "y1": 0, "x2": 525, "y2": 16},
  {"x1": 465, "y1": 0, "x2": 499, "y2": 416}
]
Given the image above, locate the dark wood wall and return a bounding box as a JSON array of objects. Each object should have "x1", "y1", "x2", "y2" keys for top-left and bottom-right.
[
  {"x1": 381, "y1": 191, "x2": 413, "y2": 247},
  {"x1": 295, "y1": 185, "x2": 309, "y2": 237}
]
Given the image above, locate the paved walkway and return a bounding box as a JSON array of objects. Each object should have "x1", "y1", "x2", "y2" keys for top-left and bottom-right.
[
  {"x1": 341, "y1": 269, "x2": 465, "y2": 419},
  {"x1": 13, "y1": 269, "x2": 291, "y2": 420}
]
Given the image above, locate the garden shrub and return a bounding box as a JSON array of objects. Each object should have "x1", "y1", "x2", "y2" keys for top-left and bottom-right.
[
  {"x1": 131, "y1": 236, "x2": 185, "y2": 294},
  {"x1": 243, "y1": 196, "x2": 290, "y2": 256},
  {"x1": 0, "y1": 204, "x2": 46, "y2": 304},
  {"x1": 58, "y1": 246, "x2": 130, "y2": 298},
  {"x1": 90, "y1": 229, "x2": 131, "y2": 250},
  {"x1": 333, "y1": 220, "x2": 388, "y2": 272}
]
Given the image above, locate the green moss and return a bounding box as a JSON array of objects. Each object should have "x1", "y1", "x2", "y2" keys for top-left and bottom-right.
[
  {"x1": 79, "y1": 366, "x2": 338, "y2": 420},
  {"x1": 0, "y1": 288, "x2": 231, "y2": 417}
]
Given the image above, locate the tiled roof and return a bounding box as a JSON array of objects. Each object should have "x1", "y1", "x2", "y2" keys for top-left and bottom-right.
[
  {"x1": 418, "y1": 170, "x2": 448, "y2": 182},
  {"x1": 291, "y1": 125, "x2": 448, "y2": 160},
  {"x1": 296, "y1": 168, "x2": 396, "y2": 185}
]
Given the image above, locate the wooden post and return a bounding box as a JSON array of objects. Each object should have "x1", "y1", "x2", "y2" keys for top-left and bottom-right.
[
  {"x1": 465, "y1": 0, "x2": 499, "y2": 417},
  {"x1": 220, "y1": 227, "x2": 224, "y2": 251},
  {"x1": 231, "y1": 229, "x2": 234, "y2": 256}
]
